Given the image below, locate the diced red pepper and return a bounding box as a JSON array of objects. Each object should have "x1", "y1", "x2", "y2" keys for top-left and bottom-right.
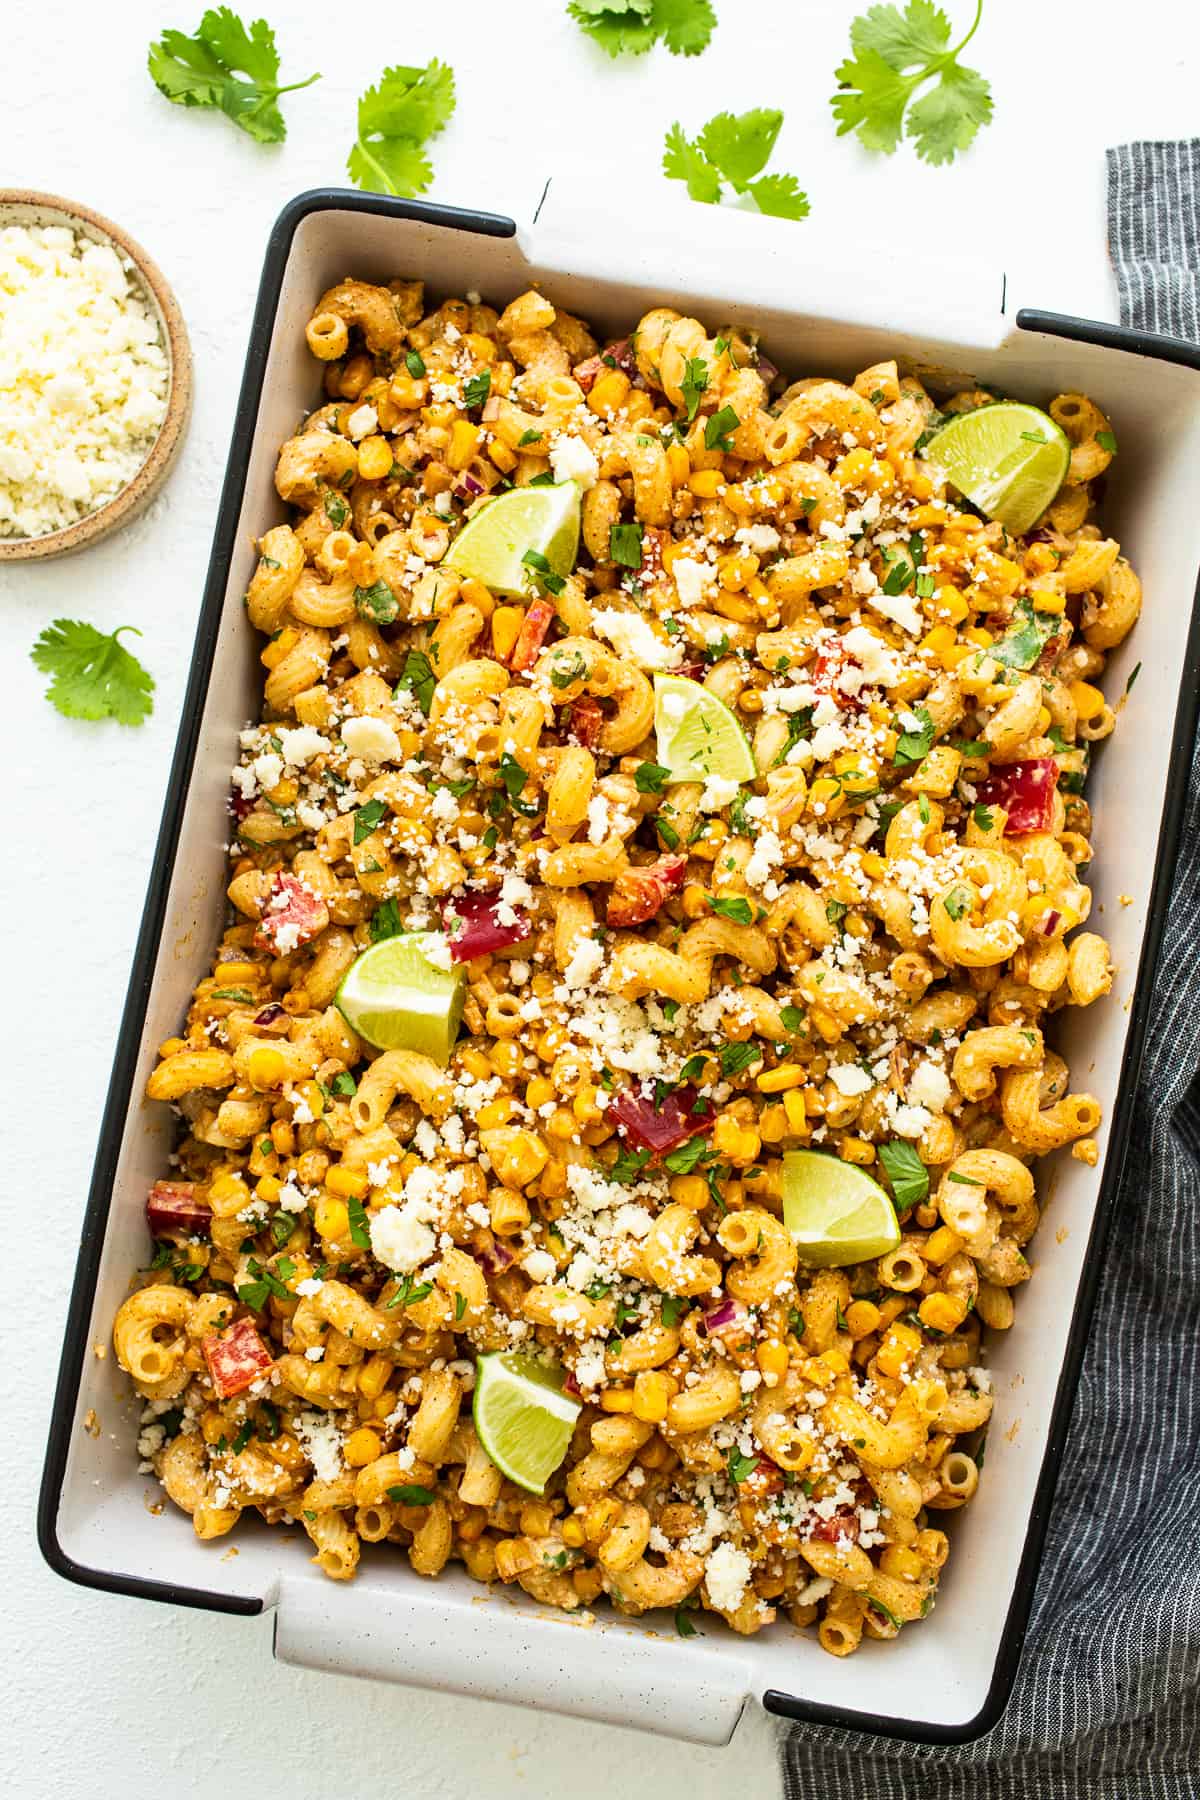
[
  {"x1": 228, "y1": 787, "x2": 255, "y2": 823},
  {"x1": 566, "y1": 695, "x2": 605, "y2": 747},
  {"x1": 203, "y1": 1318, "x2": 273, "y2": 1398},
  {"x1": 606, "y1": 854, "x2": 687, "y2": 928},
  {"x1": 254, "y1": 871, "x2": 330, "y2": 954},
  {"x1": 509, "y1": 598, "x2": 556, "y2": 673},
  {"x1": 808, "y1": 1506, "x2": 860, "y2": 1545},
  {"x1": 572, "y1": 338, "x2": 640, "y2": 391},
  {"x1": 810, "y1": 641, "x2": 864, "y2": 712},
  {"x1": 611, "y1": 1082, "x2": 715, "y2": 1156},
  {"x1": 147, "y1": 1181, "x2": 212, "y2": 1237},
  {"x1": 975, "y1": 757, "x2": 1059, "y2": 835},
  {"x1": 442, "y1": 891, "x2": 532, "y2": 963}
]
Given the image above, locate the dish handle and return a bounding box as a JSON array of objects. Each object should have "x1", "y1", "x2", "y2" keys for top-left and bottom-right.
[
  {"x1": 273, "y1": 1573, "x2": 753, "y2": 1743},
  {"x1": 525, "y1": 176, "x2": 1009, "y2": 353}
]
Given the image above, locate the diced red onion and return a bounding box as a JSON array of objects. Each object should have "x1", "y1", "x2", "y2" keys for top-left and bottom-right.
[
  {"x1": 563, "y1": 1369, "x2": 582, "y2": 1399},
  {"x1": 228, "y1": 788, "x2": 255, "y2": 822},
  {"x1": 454, "y1": 472, "x2": 485, "y2": 500},
  {"x1": 1040, "y1": 909, "x2": 1062, "y2": 937},
  {"x1": 477, "y1": 1239, "x2": 514, "y2": 1275},
  {"x1": 754, "y1": 350, "x2": 779, "y2": 387},
  {"x1": 253, "y1": 1002, "x2": 287, "y2": 1026},
  {"x1": 700, "y1": 1299, "x2": 749, "y2": 1338},
  {"x1": 441, "y1": 892, "x2": 532, "y2": 963},
  {"x1": 610, "y1": 1083, "x2": 715, "y2": 1156}
]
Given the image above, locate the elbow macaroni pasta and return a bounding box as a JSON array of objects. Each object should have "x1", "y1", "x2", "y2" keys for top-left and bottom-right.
[{"x1": 113, "y1": 280, "x2": 1135, "y2": 1652}]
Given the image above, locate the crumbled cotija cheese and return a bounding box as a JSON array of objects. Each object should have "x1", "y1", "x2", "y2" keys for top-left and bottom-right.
[{"x1": 0, "y1": 223, "x2": 169, "y2": 538}]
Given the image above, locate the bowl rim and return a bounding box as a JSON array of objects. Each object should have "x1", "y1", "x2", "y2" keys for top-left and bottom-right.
[{"x1": 0, "y1": 187, "x2": 192, "y2": 561}]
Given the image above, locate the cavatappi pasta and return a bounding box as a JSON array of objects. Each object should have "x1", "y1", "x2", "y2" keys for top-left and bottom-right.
[{"x1": 115, "y1": 277, "x2": 1137, "y2": 1648}]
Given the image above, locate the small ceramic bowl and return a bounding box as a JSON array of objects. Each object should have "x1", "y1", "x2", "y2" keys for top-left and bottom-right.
[{"x1": 0, "y1": 190, "x2": 192, "y2": 561}]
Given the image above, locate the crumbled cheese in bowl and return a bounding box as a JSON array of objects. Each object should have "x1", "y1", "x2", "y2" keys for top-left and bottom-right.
[{"x1": 0, "y1": 222, "x2": 170, "y2": 539}]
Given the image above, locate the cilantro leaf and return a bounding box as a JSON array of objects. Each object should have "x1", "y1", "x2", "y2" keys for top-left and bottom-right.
[
  {"x1": 569, "y1": 0, "x2": 714, "y2": 57},
  {"x1": 399, "y1": 649, "x2": 436, "y2": 714},
  {"x1": 831, "y1": 0, "x2": 993, "y2": 165},
  {"x1": 680, "y1": 356, "x2": 709, "y2": 423},
  {"x1": 348, "y1": 60, "x2": 456, "y2": 197},
  {"x1": 652, "y1": 0, "x2": 717, "y2": 55},
  {"x1": 727, "y1": 1447, "x2": 758, "y2": 1484},
  {"x1": 610, "y1": 521, "x2": 645, "y2": 568},
  {"x1": 893, "y1": 705, "x2": 935, "y2": 767},
  {"x1": 31, "y1": 620, "x2": 154, "y2": 726},
  {"x1": 665, "y1": 112, "x2": 809, "y2": 221},
  {"x1": 663, "y1": 122, "x2": 723, "y2": 203},
  {"x1": 147, "y1": 8, "x2": 320, "y2": 144},
  {"x1": 907, "y1": 57, "x2": 993, "y2": 165},
  {"x1": 387, "y1": 1483, "x2": 437, "y2": 1506},
  {"x1": 746, "y1": 173, "x2": 811, "y2": 220},
  {"x1": 698, "y1": 108, "x2": 783, "y2": 190},
  {"x1": 877, "y1": 1140, "x2": 928, "y2": 1211},
  {"x1": 708, "y1": 894, "x2": 754, "y2": 924}
]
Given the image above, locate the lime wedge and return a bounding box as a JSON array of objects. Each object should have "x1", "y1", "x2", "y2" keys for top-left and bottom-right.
[
  {"x1": 654, "y1": 674, "x2": 756, "y2": 787},
  {"x1": 473, "y1": 1351, "x2": 581, "y2": 1495},
  {"x1": 782, "y1": 1149, "x2": 901, "y2": 1267},
  {"x1": 443, "y1": 482, "x2": 581, "y2": 598},
  {"x1": 334, "y1": 933, "x2": 465, "y2": 1064},
  {"x1": 923, "y1": 402, "x2": 1070, "y2": 536}
]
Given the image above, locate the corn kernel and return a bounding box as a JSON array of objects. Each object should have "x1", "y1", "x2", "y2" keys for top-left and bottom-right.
[
  {"x1": 1031, "y1": 587, "x2": 1066, "y2": 614},
  {"x1": 157, "y1": 1035, "x2": 187, "y2": 1058},
  {"x1": 600, "y1": 1388, "x2": 635, "y2": 1413},
  {"x1": 935, "y1": 585, "x2": 970, "y2": 624},
  {"x1": 588, "y1": 369, "x2": 631, "y2": 418},
  {"x1": 478, "y1": 1097, "x2": 519, "y2": 1132},
  {"x1": 215, "y1": 961, "x2": 260, "y2": 984},
  {"x1": 632, "y1": 1370, "x2": 675, "y2": 1423},
  {"x1": 876, "y1": 1322, "x2": 922, "y2": 1377},
  {"x1": 327, "y1": 1165, "x2": 369, "y2": 1200},
  {"x1": 759, "y1": 1104, "x2": 787, "y2": 1144},
  {"x1": 782, "y1": 1089, "x2": 808, "y2": 1134},
  {"x1": 920, "y1": 624, "x2": 956, "y2": 659},
  {"x1": 459, "y1": 1047, "x2": 495, "y2": 1083},
  {"x1": 314, "y1": 1195, "x2": 349, "y2": 1241},
  {"x1": 712, "y1": 1115, "x2": 761, "y2": 1165},
  {"x1": 808, "y1": 775, "x2": 844, "y2": 819},
  {"x1": 255, "y1": 1174, "x2": 283, "y2": 1203},
  {"x1": 755, "y1": 1341, "x2": 789, "y2": 1384},
  {"x1": 833, "y1": 445, "x2": 873, "y2": 488},
  {"x1": 839, "y1": 1136, "x2": 876, "y2": 1166},
  {"x1": 688, "y1": 468, "x2": 723, "y2": 498},
  {"x1": 1070, "y1": 679, "x2": 1106, "y2": 722},
  {"x1": 447, "y1": 419, "x2": 482, "y2": 472},
  {"x1": 859, "y1": 851, "x2": 886, "y2": 880},
  {"x1": 261, "y1": 628, "x2": 298, "y2": 670},
  {"x1": 356, "y1": 435, "x2": 393, "y2": 482},
  {"x1": 584, "y1": 1497, "x2": 622, "y2": 1541},
  {"x1": 342, "y1": 1427, "x2": 383, "y2": 1468},
  {"x1": 666, "y1": 443, "x2": 691, "y2": 486},
  {"x1": 1035, "y1": 706, "x2": 1053, "y2": 733},
  {"x1": 919, "y1": 1291, "x2": 970, "y2": 1333},
  {"x1": 669, "y1": 1173, "x2": 709, "y2": 1210},
  {"x1": 561, "y1": 1516, "x2": 587, "y2": 1548},
  {"x1": 844, "y1": 1300, "x2": 882, "y2": 1340},
  {"x1": 247, "y1": 1045, "x2": 287, "y2": 1090},
  {"x1": 357, "y1": 1354, "x2": 392, "y2": 1402},
  {"x1": 490, "y1": 606, "x2": 525, "y2": 663},
  {"x1": 757, "y1": 1064, "x2": 803, "y2": 1093},
  {"x1": 489, "y1": 440, "x2": 518, "y2": 474},
  {"x1": 964, "y1": 626, "x2": 993, "y2": 648},
  {"x1": 924, "y1": 1225, "x2": 964, "y2": 1266},
  {"x1": 879, "y1": 1545, "x2": 927, "y2": 1583},
  {"x1": 389, "y1": 372, "x2": 427, "y2": 409}
]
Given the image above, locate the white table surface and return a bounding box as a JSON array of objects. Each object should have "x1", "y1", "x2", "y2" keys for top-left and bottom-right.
[{"x1": 1, "y1": 2, "x2": 1194, "y2": 1794}]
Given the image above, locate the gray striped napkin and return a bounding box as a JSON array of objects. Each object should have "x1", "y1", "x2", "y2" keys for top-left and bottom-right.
[{"x1": 782, "y1": 140, "x2": 1200, "y2": 1799}]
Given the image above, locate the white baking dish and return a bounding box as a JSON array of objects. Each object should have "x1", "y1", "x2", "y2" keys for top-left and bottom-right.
[{"x1": 40, "y1": 186, "x2": 1200, "y2": 1747}]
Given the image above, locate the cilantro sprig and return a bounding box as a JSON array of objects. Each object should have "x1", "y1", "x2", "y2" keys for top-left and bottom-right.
[
  {"x1": 831, "y1": 0, "x2": 993, "y2": 166},
  {"x1": 664, "y1": 110, "x2": 809, "y2": 220},
  {"x1": 569, "y1": 0, "x2": 716, "y2": 58},
  {"x1": 348, "y1": 59, "x2": 457, "y2": 197},
  {"x1": 31, "y1": 620, "x2": 154, "y2": 726},
  {"x1": 148, "y1": 8, "x2": 320, "y2": 143}
]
